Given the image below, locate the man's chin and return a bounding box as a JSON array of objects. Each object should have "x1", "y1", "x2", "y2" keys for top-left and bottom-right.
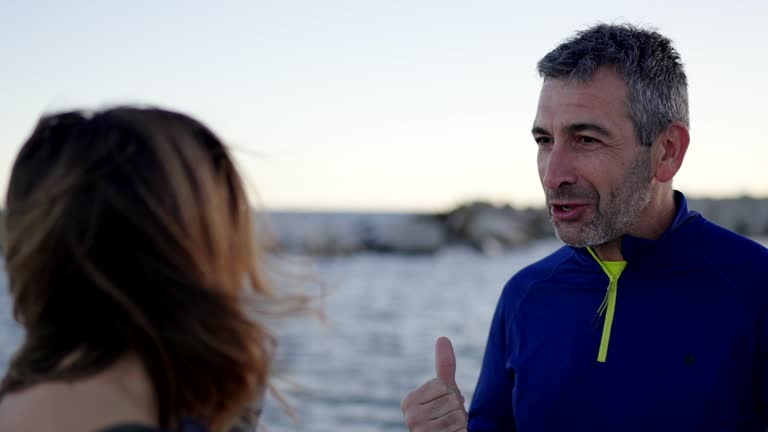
[
  {"x1": 553, "y1": 224, "x2": 603, "y2": 248},
  {"x1": 555, "y1": 232, "x2": 590, "y2": 248}
]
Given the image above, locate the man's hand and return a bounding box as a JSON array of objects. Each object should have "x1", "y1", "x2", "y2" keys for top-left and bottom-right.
[{"x1": 401, "y1": 337, "x2": 468, "y2": 432}]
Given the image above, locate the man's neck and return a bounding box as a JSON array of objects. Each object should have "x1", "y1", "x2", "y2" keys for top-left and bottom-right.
[{"x1": 592, "y1": 188, "x2": 677, "y2": 261}]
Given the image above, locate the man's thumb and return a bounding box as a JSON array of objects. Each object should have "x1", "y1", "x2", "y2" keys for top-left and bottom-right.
[{"x1": 435, "y1": 336, "x2": 457, "y2": 386}]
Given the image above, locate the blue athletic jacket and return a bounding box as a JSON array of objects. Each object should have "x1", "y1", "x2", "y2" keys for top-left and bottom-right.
[{"x1": 468, "y1": 192, "x2": 768, "y2": 431}]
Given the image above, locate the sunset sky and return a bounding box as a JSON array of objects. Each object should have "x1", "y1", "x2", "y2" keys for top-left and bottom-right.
[{"x1": 2, "y1": 0, "x2": 766, "y2": 211}]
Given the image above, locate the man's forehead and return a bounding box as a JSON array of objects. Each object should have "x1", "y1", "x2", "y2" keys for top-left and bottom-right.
[{"x1": 534, "y1": 73, "x2": 630, "y2": 130}]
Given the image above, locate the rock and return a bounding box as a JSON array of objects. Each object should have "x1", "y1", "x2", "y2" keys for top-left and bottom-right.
[
  {"x1": 266, "y1": 212, "x2": 364, "y2": 255},
  {"x1": 464, "y1": 207, "x2": 530, "y2": 251},
  {"x1": 302, "y1": 222, "x2": 364, "y2": 255},
  {"x1": 364, "y1": 216, "x2": 445, "y2": 254},
  {"x1": 265, "y1": 212, "x2": 444, "y2": 255},
  {"x1": 443, "y1": 202, "x2": 532, "y2": 251},
  {"x1": 688, "y1": 196, "x2": 768, "y2": 237}
]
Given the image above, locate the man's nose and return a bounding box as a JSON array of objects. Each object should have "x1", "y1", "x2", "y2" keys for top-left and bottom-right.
[{"x1": 541, "y1": 143, "x2": 577, "y2": 191}]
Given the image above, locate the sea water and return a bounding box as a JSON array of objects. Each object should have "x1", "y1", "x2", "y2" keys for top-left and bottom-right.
[{"x1": 259, "y1": 239, "x2": 562, "y2": 431}]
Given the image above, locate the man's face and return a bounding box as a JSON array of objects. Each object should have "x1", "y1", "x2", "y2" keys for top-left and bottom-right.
[{"x1": 532, "y1": 67, "x2": 654, "y2": 248}]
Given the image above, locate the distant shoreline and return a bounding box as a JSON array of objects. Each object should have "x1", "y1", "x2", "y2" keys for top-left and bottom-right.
[{"x1": 1, "y1": 195, "x2": 766, "y2": 256}]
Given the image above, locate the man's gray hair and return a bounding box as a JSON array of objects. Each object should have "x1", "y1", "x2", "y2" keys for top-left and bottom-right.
[{"x1": 537, "y1": 23, "x2": 689, "y2": 147}]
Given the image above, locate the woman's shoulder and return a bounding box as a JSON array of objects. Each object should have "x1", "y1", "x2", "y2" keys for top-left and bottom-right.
[
  {"x1": 0, "y1": 361, "x2": 157, "y2": 432},
  {"x1": 100, "y1": 418, "x2": 211, "y2": 432},
  {"x1": 99, "y1": 425, "x2": 165, "y2": 432}
]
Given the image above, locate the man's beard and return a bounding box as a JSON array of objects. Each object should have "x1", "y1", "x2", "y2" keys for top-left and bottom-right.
[{"x1": 547, "y1": 149, "x2": 653, "y2": 248}]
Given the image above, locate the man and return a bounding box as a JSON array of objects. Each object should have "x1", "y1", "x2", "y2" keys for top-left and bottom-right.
[{"x1": 401, "y1": 24, "x2": 768, "y2": 431}]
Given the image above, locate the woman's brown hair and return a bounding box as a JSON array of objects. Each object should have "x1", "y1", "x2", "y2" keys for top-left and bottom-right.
[{"x1": 1, "y1": 107, "x2": 287, "y2": 431}]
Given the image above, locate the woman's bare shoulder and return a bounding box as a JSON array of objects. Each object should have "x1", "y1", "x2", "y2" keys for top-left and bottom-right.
[{"x1": 0, "y1": 357, "x2": 157, "y2": 431}]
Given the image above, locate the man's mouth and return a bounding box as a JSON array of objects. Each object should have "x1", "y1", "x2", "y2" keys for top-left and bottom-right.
[
  {"x1": 549, "y1": 202, "x2": 590, "y2": 220},
  {"x1": 551, "y1": 202, "x2": 586, "y2": 211}
]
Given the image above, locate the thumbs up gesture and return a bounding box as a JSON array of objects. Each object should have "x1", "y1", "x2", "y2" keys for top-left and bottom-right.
[{"x1": 401, "y1": 337, "x2": 468, "y2": 432}]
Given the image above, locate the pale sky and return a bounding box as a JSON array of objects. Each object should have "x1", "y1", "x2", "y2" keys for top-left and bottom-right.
[{"x1": 1, "y1": 0, "x2": 766, "y2": 211}]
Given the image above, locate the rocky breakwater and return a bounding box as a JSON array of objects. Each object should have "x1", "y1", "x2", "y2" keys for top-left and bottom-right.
[
  {"x1": 438, "y1": 202, "x2": 550, "y2": 255},
  {"x1": 266, "y1": 203, "x2": 550, "y2": 255},
  {"x1": 688, "y1": 196, "x2": 768, "y2": 237},
  {"x1": 265, "y1": 212, "x2": 446, "y2": 255}
]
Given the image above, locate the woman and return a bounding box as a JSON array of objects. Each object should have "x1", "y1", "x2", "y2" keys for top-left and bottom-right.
[{"x1": 0, "y1": 107, "x2": 297, "y2": 431}]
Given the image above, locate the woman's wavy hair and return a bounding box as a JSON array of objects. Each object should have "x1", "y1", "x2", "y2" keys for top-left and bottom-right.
[{"x1": 1, "y1": 107, "x2": 293, "y2": 431}]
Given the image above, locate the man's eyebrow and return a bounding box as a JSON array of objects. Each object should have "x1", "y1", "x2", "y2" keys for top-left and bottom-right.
[
  {"x1": 531, "y1": 126, "x2": 549, "y2": 135},
  {"x1": 531, "y1": 123, "x2": 613, "y2": 138},
  {"x1": 567, "y1": 123, "x2": 614, "y2": 138}
]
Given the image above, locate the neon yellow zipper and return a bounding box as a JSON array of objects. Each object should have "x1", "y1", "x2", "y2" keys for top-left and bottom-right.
[{"x1": 587, "y1": 247, "x2": 627, "y2": 363}]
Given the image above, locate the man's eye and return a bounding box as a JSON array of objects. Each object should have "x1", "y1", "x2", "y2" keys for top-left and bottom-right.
[
  {"x1": 534, "y1": 136, "x2": 551, "y2": 145},
  {"x1": 577, "y1": 136, "x2": 599, "y2": 144}
]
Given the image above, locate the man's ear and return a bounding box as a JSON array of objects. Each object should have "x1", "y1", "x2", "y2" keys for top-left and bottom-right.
[{"x1": 652, "y1": 121, "x2": 690, "y2": 183}]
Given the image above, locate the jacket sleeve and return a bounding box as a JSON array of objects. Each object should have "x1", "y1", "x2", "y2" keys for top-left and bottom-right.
[
  {"x1": 467, "y1": 283, "x2": 516, "y2": 432},
  {"x1": 759, "y1": 305, "x2": 768, "y2": 423}
]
